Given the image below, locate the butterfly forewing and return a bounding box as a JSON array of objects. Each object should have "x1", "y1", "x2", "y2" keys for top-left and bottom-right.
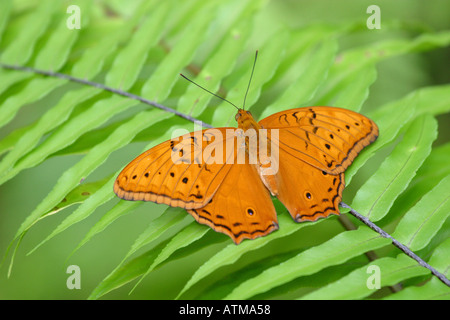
[
  {"x1": 114, "y1": 128, "x2": 236, "y2": 209},
  {"x1": 258, "y1": 107, "x2": 378, "y2": 174}
]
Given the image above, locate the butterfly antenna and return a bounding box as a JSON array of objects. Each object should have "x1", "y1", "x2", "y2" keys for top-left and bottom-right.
[
  {"x1": 242, "y1": 50, "x2": 258, "y2": 111},
  {"x1": 179, "y1": 73, "x2": 239, "y2": 110}
]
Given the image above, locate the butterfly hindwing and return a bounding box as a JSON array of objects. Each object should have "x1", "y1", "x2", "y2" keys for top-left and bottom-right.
[
  {"x1": 274, "y1": 148, "x2": 345, "y2": 222},
  {"x1": 188, "y1": 161, "x2": 278, "y2": 244}
]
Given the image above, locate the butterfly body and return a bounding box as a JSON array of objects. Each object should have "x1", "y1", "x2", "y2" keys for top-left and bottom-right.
[{"x1": 114, "y1": 106, "x2": 378, "y2": 244}]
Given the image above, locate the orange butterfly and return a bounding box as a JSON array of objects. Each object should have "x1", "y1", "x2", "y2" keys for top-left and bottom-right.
[{"x1": 114, "y1": 57, "x2": 378, "y2": 244}]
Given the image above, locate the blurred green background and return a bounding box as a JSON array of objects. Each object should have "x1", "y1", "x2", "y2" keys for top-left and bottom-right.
[{"x1": 0, "y1": 0, "x2": 449, "y2": 299}]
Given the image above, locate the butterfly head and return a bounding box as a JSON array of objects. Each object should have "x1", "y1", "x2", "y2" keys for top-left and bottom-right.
[{"x1": 235, "y1": 109, "x2": 260, "y2": 130}]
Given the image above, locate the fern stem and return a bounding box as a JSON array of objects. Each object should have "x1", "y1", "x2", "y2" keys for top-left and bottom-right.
[
  {"x1": 338, "y1": 215, "x2": 403, "y2": 293},
  {"x1": 341, "y1": 201, "x2": 450, "y2": 287},
  {"x1": 0, "y1": 63, "x2": 214, "y2": 129}
]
